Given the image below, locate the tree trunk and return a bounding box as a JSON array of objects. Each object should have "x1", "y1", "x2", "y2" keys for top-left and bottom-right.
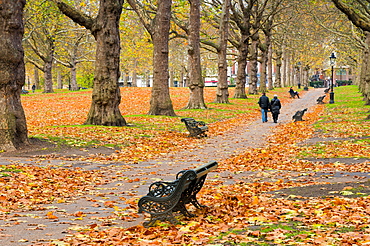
[
  {"x1": 184, "y1": 0, "x2": 206, "y2": 109},
  {"x1": 56, "y1": 0, "x2": 126, "y2": 126},
  {"x1": 34, "y1": 66, "x2": 40, "y2": 89},
  {"x1": 0, "y1": 0, "x2": 29, "y2": 151},
  {"x1": 145, "y1": 70, "x2": 151, "y2": 87},
  {"x1": 123, "y1": 71, "x2": 129, "y2": 87},
  {"x1": 303, "y1": 65, "x2": 310, "y2": 89},
  {"x1": 259, "y1": 43, "x2": 268, "y2": 93},
  {"x1": 281, "y1": 46, "x2": 287, "y2": 87},
  {"x1": 43, "y1": 58, "x2": 54, "y2": 93},
  {"x1": 170, "y1": 70, "x2": 175, "y2": 87},
  {"x1": 267, "y1": 43, "x2": 273, "y2": 90},
  {"x1": 148, "y1": 0, "x2": 176, "y2": 115},
  {"x1": 248, "y1": 32, "x2": 259, "y2": 95},
  {"x1": 363, "y1": 37, "x2": 370, "y2": 105},
  {"x1": 70, "y1": 56, "x2": 79, "y2": 91},
  {"x1": 233, "y1": 35, "x2": 248, "y2": 99},
  {"x1": 70, "y1": 65, "x2": 78, "y2": 91},
  {"x1": 86, "y1": 0, "x2": 126, "y2": 125},
  {"x1": 57, "y1": 70, "x2": 62, "y2": 89},
  {"x1": 275, "y1": 49, "x2": 282, "y2": 88},
  {"x1": 215, "y1": 0, "x2": 230, "y2": 104},
  {"x1": 132, "y1": 59, "x2": 138, "y2": 87}
]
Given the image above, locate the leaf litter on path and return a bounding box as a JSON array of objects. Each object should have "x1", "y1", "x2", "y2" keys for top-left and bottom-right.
[{"x1": 1, "y1": 87, "x2": 370, "y2": 245}]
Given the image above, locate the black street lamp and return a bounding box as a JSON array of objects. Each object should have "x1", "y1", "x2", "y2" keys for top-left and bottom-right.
[
  {"x1": 329, "y1": 52, "x2": 336, "y2": 104},
  {"x1": 297, "y1": 62, "x2": 301, "y2": 89}
]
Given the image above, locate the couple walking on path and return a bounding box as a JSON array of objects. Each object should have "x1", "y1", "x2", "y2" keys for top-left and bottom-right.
[{"x1": 258, "y1": 92, "x2": 281, "y2": 123}]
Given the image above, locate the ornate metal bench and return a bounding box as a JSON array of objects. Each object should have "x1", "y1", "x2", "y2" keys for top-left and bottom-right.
[
  {"x1": 292, "y1": 108, "x2": 307, "y2": 122},
  {"x1": 324, "y1": 88, "x2": 330, "y2": 93},
  {"x1": 317, "y1": 95, "x2": 326, "y2": 104},
  {"x1": 181, "y1": 118, "x2": 208, "y2": 138},
  {"x1": 138, "y1": 161, "x2": 218, "y2": 227}
]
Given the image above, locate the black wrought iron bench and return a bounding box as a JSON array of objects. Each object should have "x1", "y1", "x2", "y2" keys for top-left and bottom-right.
[
  {"x1": 324, "y1": 88, "x2": 330, "y2": 93},
  {"x1": 292, "y1": 108, "x2": 308, "y2": 122},
  {"x1": 138, "y1": 161, "x2": 218, "y2": 227},
  {"x1": 317, "y1": 95, "x2": 326, "y2": 104},
  {"x1": 181, "y1": 118, "x2": 208, "y2": 138}
]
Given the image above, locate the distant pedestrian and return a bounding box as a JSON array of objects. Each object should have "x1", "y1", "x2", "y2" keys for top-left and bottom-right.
[
  {"x1": 258, "y1": 92, "x2": 270, "y2": 123},
  {"x1": 32, "y1": 84, "x2": 36, "y2": 93},
  {"x1": 289, "y1": 87, "x2": 300, "y2": 98},
  {"x1": 270, "y1": 95, "x2": 281, "y2": 123}
]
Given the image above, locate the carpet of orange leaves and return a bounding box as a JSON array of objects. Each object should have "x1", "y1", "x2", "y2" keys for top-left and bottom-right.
[
  {"x1": 1, "y1": 86, "x2": 369, "y2": 245},
  {"x1": 49, "y1": 94, "x2": 370, "y2": 246},
  {"x1": 21, "y1": 87, "x2": 276, "y2": 163}
]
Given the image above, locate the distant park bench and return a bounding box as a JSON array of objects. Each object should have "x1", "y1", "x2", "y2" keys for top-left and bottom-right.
[
  {"x1": 324, "y1": 88, "x2": 330, "y2": 93},
  {"x1": 181, "y1": 118, "x2": 208, "y2": 138},
  {"x1": 138, "y1": 161, "x2": 218, "y2": 227},
  {"x1": 317, "y1": 95, "x2": 326, "y2": 104},
  {"x1": 292, "y1": 108, "x2": 308, "y2": 122}
]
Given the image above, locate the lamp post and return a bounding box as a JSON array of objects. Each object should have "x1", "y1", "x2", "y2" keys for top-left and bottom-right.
[{"x1": 329, "y1": 52, "x2": 336, "y2": 104}]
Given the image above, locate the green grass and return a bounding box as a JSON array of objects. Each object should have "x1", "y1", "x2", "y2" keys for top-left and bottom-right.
[
  {"x1": 0, "y1": 165, "x2": 23, "y2": 177},
  {"x1": 298, "y1": 85, "x2": 370, "y2": 159}
]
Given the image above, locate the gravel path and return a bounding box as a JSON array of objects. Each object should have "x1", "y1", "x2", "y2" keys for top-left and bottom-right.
[{"x1": 0, "y1": 88, "x2": 344, "y2": 245}]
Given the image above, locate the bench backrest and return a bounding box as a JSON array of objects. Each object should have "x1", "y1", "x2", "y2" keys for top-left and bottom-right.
[
  {"x1": 193, "y1": 161, "x2": 218, "y2": 178},
  {"x1": 181, "y1": 118, "x2": 196, "y2": 123}
]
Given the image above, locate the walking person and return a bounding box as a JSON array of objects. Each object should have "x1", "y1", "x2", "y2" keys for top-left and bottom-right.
[
  {"x1": 270, "y1": 95, "x2": 281, "y2": 123},
  {"x1": 258, "y1": 92, "x2": 270, "y2": 123},
  {"x1": 32, "y1": 84, "x2": 36, "y2": 93}
]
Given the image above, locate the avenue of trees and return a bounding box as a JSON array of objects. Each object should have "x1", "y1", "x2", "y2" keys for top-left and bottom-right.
[{"x1": 1, "y1": 0, "x2": 370, "y2": 150}]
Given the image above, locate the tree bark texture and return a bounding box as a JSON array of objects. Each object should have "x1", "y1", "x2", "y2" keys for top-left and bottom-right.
[
  {"x1": 275, "y1": 49, "x2": 282, "y2": 88},
  {"x1": 215, "y1": 0, "x2": 230, "y2": 104},
  {"x1": 43, "y1": 58, "x2": 54, "y2": 93},
  {"x1": 34, "y1": 66, "x2": 40, "y2": 89},
  {"x1": 233, "y1": 35, "x2": 248, "y2": 99},
  {"x1": 361, "y1": 32, "x2": 370, "y2": 105},
  {"x1": 148, "y1": 0, "x2": 176, "y2": 115},
  {"x1": 303, "y1": 65, "x2": 310, "y2": 88},
  {"x1": 126, "y1": 0, "x2": 176, "y2": 115},
  {"x1": 185, "y1": 0, "x2": 207, "y2": 109},
  {"x1": 259, "y1": 43, "x2": 268, "y2": 93},
  {"x1": 267, "y1": 43, "x2": 273, "y2": 90},
  {"x1": 281, "y1": 47, "x2": 287, "y2": 87},
  {"x1": 248, "y1": 32, "x2": 259, "y2": 95},
  {"x1": 331, "y1": 0, "x2": 370, "y2": 32},
  {"x1": 70, "y1": 62, "x2": 78, "y2": 91},
  {"x1": 57, "y1": 70, "x2": 62, "y2": 89},
  {"x1": 56, "y1": 0, "x2": 126, "y2": 126},
  {"x1": 0, "y1": 0, "x2": 29, "y2": 151}
]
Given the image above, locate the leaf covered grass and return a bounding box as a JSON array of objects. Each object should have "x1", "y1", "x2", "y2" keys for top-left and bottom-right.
[
  {"x1": 21, "y1": 87, "x2": 292, "y2": 163},
  {"x1": 8, "y1": 85, "x2": 370, "y2": 245},
  {"x1": 297, "y1": 85, "x2": 370, "y2": 159}
]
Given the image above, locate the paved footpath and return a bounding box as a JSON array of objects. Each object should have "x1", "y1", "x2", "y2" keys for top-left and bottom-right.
[{"x1": 1, "y1": 88, "x2": 352, "y2": 245}]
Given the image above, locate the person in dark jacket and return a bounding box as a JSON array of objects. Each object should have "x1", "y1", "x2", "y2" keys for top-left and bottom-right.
[
  {"x1": 289, "y1": 87, "x2": 300, "y2": 98},
  {"x1": 258, "y1": 92, "x2": 270, "y2": 123},
  {"x1": 270, "y1": 95, "x2": 282, "y2": 123}
]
